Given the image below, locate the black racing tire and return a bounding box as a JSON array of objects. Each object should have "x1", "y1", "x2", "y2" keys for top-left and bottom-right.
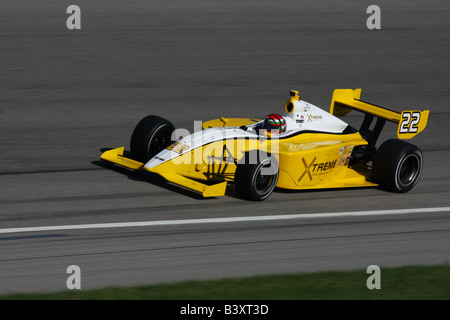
[
  {"x1": 372, "y1": 139, "x2": 423, "y2": 193},
  {"x1": 130, "y1": 115, "x2": 175, "y2": 163},
  {"x1": 234, "y1": 150, "x2": 279, "y2": 201}
]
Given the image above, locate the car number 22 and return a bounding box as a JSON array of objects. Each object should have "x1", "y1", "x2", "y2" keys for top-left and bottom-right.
[{"x1": 399, "y1": 111, "x2": 420, "y2": 134}]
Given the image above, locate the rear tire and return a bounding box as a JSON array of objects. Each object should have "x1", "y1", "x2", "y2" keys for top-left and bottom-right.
[
  {"x1": 130, "y1": 115, "x2": 175, "y2": 163},
  {"x1": 372, "y1": 139, "x2": 423, "y2": 193},
  {"x1": 234, "y1": 151, "x2": 279, "y2": 201}
]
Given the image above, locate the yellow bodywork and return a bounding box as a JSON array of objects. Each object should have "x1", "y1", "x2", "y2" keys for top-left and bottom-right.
[
  {"x1": 100, "y1": 88, "x2": 429, "y2": 198},
  {"x1": 100, "y1": 125, "x2": 376, "y2": 197},
  {"x1": 202, "y1": 117, "x2": 261, "y2": 129},
  {"x1": 100, "y1": 147, "x2": 142, "y2": 170}
]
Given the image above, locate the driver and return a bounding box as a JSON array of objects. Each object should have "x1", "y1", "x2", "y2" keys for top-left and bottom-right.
[{"x1": 261, "y1": 113, "x2": 286, "y2": 134}]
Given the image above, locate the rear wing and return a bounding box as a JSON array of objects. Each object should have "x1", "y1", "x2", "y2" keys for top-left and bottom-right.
[{"x1": 330, "y1": 89, "x2": 429, "y2": 140}]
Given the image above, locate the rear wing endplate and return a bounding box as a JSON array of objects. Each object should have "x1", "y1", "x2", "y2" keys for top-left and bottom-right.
[{"x1": 330, "y1": 89, "x2": 429, "y2": 139}]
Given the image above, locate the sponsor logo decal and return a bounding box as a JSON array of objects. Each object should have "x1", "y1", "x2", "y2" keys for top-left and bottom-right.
[
  {"x1": 166, "y1": 142, "x2": 190, "y2": 154},
  {"x1": 298, "y1": 157, "x2": 338, "y2": 182},
  {"x1": 298, "y1": 157, "x2": 317, "y2": 182},
  {"x1": 307, "y1": 114, "x2": 323, "y2": 122}
]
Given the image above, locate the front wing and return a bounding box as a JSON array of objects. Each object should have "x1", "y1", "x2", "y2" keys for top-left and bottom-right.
[{"x1": 100, "y1": 147, "x2": 227, "y2": 197}]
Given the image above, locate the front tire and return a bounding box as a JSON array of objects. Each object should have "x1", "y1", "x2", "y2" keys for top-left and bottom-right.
[
  {"x1": 234, "y1": 151, "x2": 279, "y2": 201},
  {"x1": 372, "y1": 139, "x2": 423, "y2": 193},
  {"x1": 130, "y1": 115, "x2": 175, "y2": 163}
]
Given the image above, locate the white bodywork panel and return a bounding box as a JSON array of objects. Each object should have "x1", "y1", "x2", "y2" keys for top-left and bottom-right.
[
  {"x1": 145, "y1": 100, "x2": 349, "y2": 169},
  {"x1": 283, "y1": 100, "x2": 348, "y2": 134},
  {"x1": 144, "y1": 127, "x2": 253, "y2": 169}
]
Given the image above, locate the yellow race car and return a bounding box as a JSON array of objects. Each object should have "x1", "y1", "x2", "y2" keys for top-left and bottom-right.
[{"x1": 100, "y1": 89, "x2": 429, "y2": 201}]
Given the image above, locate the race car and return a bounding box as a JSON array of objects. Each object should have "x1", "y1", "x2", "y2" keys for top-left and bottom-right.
[{"x1": 100, "y1": 89, "x2": 429, "y2": 200}]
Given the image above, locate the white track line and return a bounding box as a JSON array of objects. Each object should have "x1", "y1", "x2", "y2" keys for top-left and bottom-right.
[{"x1": 1, "y1": 207, "x2": 450, "y2": 235}]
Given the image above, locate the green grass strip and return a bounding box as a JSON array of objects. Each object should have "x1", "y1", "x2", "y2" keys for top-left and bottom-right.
[{"x1": 1, "y1": 265, "x2": 449, "y2": 300}]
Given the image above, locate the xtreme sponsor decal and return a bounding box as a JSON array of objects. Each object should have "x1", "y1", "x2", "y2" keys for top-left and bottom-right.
[
  {"x1": 297, "y1": 147, "x2": 353, "y2": 183},
  {"x1": 298, "y1": 157, "x2": 337, "y2": 182}
]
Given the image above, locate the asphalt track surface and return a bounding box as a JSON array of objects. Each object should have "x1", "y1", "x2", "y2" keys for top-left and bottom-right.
[{"x1": 0, "y1": 0, "x2": 449, "y2": 294}]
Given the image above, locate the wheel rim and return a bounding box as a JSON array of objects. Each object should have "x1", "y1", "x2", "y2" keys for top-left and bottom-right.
[
  {"x1": 147, "y1": 126, "x2": 172, "y2": 157},
  {"x1": 253, "y1": 159, "x2": 278, "y2": 197},
  {"x1": 397, "y1": 153, "x2": 421, "y2": 187}
]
